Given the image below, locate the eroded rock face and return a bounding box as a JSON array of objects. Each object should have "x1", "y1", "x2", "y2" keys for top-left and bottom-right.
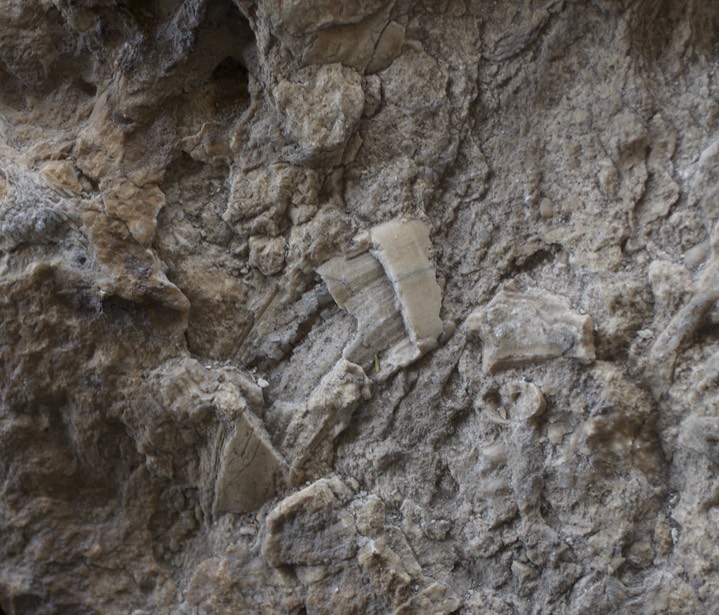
[{"x1": 2, "y1": 0, "x2": 719, "y2": 613}]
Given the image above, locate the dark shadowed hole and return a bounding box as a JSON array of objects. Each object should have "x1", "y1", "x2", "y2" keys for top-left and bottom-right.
[
  {"x1": 210, "y1": 55, "x2": 249, "y2": 108},
  {"x1": 212, "y1": 56, "x2": 247, "y2": 82},
  {"x1": 10, "y1": 594, "x2": 43, "y2": 613},
  {"x1": 75, "y1": 78, "x2": 97, "y2": 97}
]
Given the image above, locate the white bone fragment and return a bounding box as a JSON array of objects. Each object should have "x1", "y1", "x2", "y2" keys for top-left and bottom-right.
[
  {"x1": 319, "y1": 252, "x2": 409, "y2": 372},
  {"x1": 468, "y1": 286, "x2": 595, "y2": 373},
  {"x1": 317, "y1": 218, "x2": 443, "y2": 378},
  {"x1": 369, "y1": 219, "x2": 444, "y2": 348}
]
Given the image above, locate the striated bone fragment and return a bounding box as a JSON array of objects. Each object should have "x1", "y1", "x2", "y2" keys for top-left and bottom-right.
[
  {"x1": 213, "y1": 410, "x2": 287, "y2": 515},
  {"x1": 369, "y1": 219, "x2": 444, "y2": 347},
  {"x1": 129, "y1": 357, "x2": 285, "y2": 516},
  {"x1": 317, "y1": 218, "x2": 443, "y2": 378},
  {"x1": 318, "y1": 252, "x2": 410, "y2": 372},
  {"x1": 468, "y1": 285, "x2": 595, "y2": 373}
]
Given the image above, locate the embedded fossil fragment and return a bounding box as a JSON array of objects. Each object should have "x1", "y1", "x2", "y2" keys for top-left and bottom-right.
[
  {"x1": 213, "y1": 410, "x2": 287, "y2": 515},
  {"x1": 369, "y1": 219, "x2": 444, "y2": 347},
  {"x1": 468, "y1": 284, "x2": 595, "y2": 373},
  {"x1": 317, "y1": 218, "x2": 443, "y2": 378},
  {"x1": 126, "y1": 357, "x2": 285, "y2": 516},
  {"x1": 318, "y1": 251, "x2": 408, "y2": 373},
  {"x1": 501, "y1": 380, "x2": 546, "y2": 421},
  {"x1": 281, "y1": 359, "x2": 371, "y2": 480},
  {"x1": 647, "y1": 260, "x2": 719, "y2": 394}
]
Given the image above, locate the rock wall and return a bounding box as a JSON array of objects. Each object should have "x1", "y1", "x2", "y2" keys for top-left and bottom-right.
[{"x1": 2, "y1": 1, "x2": 719, "y2": 613}]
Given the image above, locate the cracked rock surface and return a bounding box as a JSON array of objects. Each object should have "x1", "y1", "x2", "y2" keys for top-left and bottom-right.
[{"x1": 2, "y1": 1, "x2": 719, "y2": 613}]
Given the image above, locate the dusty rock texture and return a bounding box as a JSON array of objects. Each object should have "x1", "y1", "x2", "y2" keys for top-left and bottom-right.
[{"x1": 2, "y1": 1, "x2": 719, "y2": 613}]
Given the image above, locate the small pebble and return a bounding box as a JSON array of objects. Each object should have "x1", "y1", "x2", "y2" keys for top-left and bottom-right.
[{"x1": 539, "y1": 197, "x2": 554, "y2": 218}]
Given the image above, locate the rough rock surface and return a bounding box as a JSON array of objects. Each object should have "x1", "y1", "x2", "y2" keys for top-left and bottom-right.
[{"x1": 2, "y1": 1, "x2": 719, "y2": 613}]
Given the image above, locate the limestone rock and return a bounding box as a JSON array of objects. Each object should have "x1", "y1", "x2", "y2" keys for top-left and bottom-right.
[
  {"x1": 281, "y1": 359, "x2": 371, "y2": 480},
  {"x1": 273, "y1": 63, "x2": 364, "y2": 163},
  {"x1": 3, "y1": 1, "x2": 719, "y2": 613},
  {"x1": 248, "y1": 236, "x2": 286, "y2": 276},
  {"x1": 262, "y1": 477, "x2": 357, "y2": 567}
]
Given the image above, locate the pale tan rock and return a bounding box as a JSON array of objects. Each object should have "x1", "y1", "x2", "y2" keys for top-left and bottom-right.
[
  {"x1": 468, "y1": 285, "x2": 596, "y2": 372},
  {"x1": 273, "y1": 64, "x2": 364, "y2": 161},
  {"x1": 263, "y1": 0, "x2": 390, "y2": 36},
  {"x1": 223, "y1": 164, "x2": 318, "y2": 226},
  {"x1": 248, "y1": 236, "x2": 285, "y2": 276},
  {"x1": 81, "y1": 208, "x2": 190, "y2": 312},
  {"x1": 357, "y1": 537, "x2": 413, "y2": 595},
  {"x1": 366, "y1": 21, "x2": 406, "y2": 73},
  {"x1": 262, "y1": 477, "x2": 357, "y2": 567},
  {"x1": 281, "y1": 359, "x2": 371, "y2": 478},
  {"x1": 41, "y1": 160, "x2": 82, "y2": 197},
  {"x1": 303, "y1": 8, "x2": 391, "y2": 69},
  {"x1": 101, "y1": 179, "x2": 166, "y2": 247},
  {"x1": 185, "y1": 558, "x2": 252, "y2": 615},
  {"x1": 398, "y1": 582, "x2": 461, "y2": 615}
]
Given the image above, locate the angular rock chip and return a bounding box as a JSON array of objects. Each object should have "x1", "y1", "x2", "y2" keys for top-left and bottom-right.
[
  {"x1": 468, "y1": 285, "x2": 595, "y2": 373},
  {"x1": 101, "y1": 179, "x2": 166, "y2": 247},
  {"x1": 273, "y1": 64, "x2": 364, "y2": 162},
  {"x1": 317, "y1": 218, "x2": 443, "y2": 378},
  {"x1": 678, "y1": 416, "x2": 719, "y2": 462},
  {"x1": 262, "y1": 477, "x2": 357, "y2": 568},
  {"x1": 281, "y1": 359, "x2": 371, "y2": 478}
]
